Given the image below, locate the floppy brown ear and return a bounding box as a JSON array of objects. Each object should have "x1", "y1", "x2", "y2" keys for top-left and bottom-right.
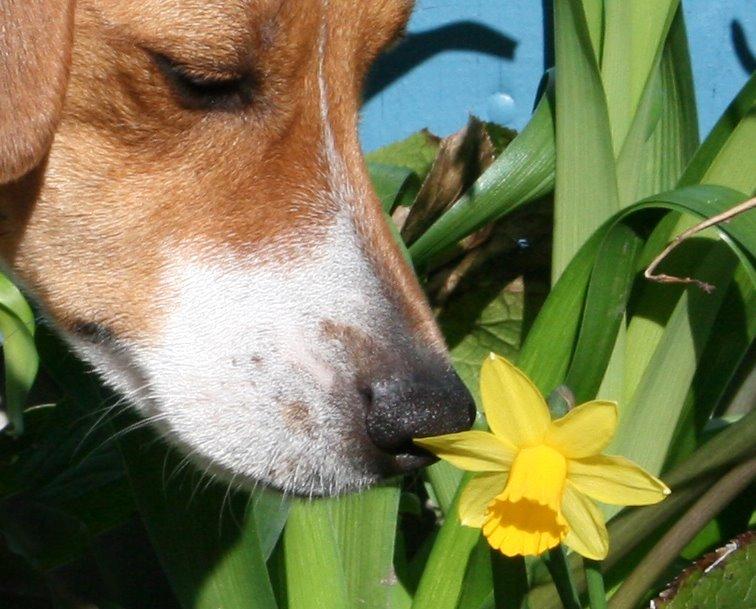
[{"x1": 0, "y1": 0, "x2": 75, "y2": 183}]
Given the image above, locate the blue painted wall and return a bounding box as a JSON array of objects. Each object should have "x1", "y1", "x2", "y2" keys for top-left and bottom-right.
[{"x1": 360, "y1": 0, "x2": 755, "y2": 152}]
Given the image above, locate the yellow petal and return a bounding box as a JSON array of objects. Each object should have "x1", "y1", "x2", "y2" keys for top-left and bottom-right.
[
  {"x1": 414, "y1": 431, "x2": 515, "y2": 472},
  {"x1": 480, "y1": 354, "x2": 550, "y2": 447},
  {"x1": 568, "y1": 454, "x2": 671, "y2": 506},
  {"x1": 458, "y1": 472, "x2": 508, "y2": 527},
  {"x1": 546, "y1": 401, "x2": 618, "y2": 458},
  {"x1": 561, "y1": 482, "x2": 609, "y2": 560}
]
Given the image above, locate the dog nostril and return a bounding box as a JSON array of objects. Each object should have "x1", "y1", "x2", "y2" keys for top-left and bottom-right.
[{"x1": 365, "y1": 369, "x2": 476, "y2": 456}]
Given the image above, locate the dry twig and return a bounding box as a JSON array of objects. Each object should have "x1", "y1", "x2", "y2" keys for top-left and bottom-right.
[{"x1": 644, "y1": 196, "x2": 756, "y2": 293}]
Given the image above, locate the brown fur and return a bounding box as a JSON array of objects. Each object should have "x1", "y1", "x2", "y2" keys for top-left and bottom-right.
[{"x1": 0, "y1": 0, "x2": 441, "y2": 353}]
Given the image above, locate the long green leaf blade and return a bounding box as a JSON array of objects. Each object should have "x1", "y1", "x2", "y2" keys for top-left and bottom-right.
[
  {"x1": 284, "y1": 499, "x2": 350, "y2": 609},
  {"x1": 552, "y1": 0, "x2": 619, "y2": 280}
]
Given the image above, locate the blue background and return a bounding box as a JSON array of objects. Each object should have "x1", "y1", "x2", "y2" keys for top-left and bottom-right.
[{"x1": 360, "y1": 0, "x2": 755, "y2": 152}]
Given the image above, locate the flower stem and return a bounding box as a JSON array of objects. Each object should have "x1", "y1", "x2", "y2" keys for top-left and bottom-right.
[
  {"x1": 491, "y1": 552, "x2": 529, "y2": 609},
  {"x1": 584, "y1": 559, "x2": 608, "y2": 609},
  {"x1": 546, "y1": 545, "x2": 581, "y2": 609}
]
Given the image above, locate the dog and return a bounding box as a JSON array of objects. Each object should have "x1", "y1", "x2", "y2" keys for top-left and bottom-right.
[{"x1": 0, "y1": 0, "x2": 475, "y2": 496}]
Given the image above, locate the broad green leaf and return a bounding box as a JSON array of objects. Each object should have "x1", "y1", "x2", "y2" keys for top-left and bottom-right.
[
  {"x1": 581, "y1": 0, "x2": 604, "y2": 62},
  {"x1": 597, "y1": 6, "x2": 698, "y2": 405},
  {"x1": 368, "y1": 162, "x2": 416, "y2": 213},
  {"x1": 664, "y1": 264, "x2": 755, "y2": 468},
  {"x1": 440, "y1": 277, "x2": 530, "y2": 404},
  {"x1": 284, "y1": 499, "x2": 349, "y2": 609},
  {"x1": 248, "y1": 488, "x2": 291, "y2": 561},
  {"x1": 410, "y1": 473, "x2": 481, "y2": 609},
  {"x1": 425, "y1": 461, "x2": 463, "y2": 516},
  {"x1": 609, "y1": 242, "x2": 740, "y2": 482},
  {"x1": 623, "y1": 69, "x2": 752, "y2": 404},
  {"x1": 563, "y1": 223, "x2": 642, "y2": 403},
  {"x1": 521, "y1": 185, "x2": 753, "y2": 395},
  {"x1": 365, "y1": 130, "x2": 441, "y2": 179},
  {"x1": 0, "y1": 304, "x2": 38, "y2": 435},
  {"x1": 0, "y1": 274, "x2": 38, "y2": 435},
  {"x1": 654, "y1": 534, "x2": 755, "y2": 609},
  {"x1": 698, "y1": 113, "x2": 756, "y2": 194},
  {"x1": 552, "y1": 0, "x2": 619, "y2": 280},
  {"x1": 622, "y1": 213, "x2": 706, "y2": 403},
  {"x1": 409, "y1": 78, "x2": 555, "y2": 270},
  {"x1": 615, "y1": 8, "x2": 699, "y2": 206},
  {"x1": 679, "y1": 72, "x2": 756, "y2": 192},
  {"x1": 0, "y1": 274, "x2": 35, "y2": 330},
  {"x1": 121, "y1": 430, "x2": 278, "y2": 609},
  {"x1": 454, "y1": 540, "x2": 494, "y2": 609},
  {"x1": 517, "y1": 228, "x2": 603, "y2": 394},
  {"x1": 601, "y1": 0, "x2": 680, "y2": 154},
  {"x1": 326, "y1": 485, "x2": 401, "y2": 609}
]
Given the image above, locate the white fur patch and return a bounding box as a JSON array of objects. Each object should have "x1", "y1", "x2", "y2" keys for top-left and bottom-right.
[{"x1": 124, "y1": 213, "x2": 400, "y2": 495}]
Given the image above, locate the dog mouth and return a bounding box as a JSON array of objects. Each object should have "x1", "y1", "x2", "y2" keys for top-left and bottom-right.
[{"x1": 390, "y1": 451, "x2": 437, "y2": 473}]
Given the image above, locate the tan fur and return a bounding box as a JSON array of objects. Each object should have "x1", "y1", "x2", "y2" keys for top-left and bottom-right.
[{"x1": 0, "y1": 0, "x2": 433, "y2": 349}]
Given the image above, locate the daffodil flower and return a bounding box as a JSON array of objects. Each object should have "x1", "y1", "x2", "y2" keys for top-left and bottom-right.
[{"x1": 414, "y1": 354, "x2": 670, "y2": 560}]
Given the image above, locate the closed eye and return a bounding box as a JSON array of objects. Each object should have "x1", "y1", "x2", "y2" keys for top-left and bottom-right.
[{"x1": 151, "y1": 52, "x2": 258, "y2": 112}]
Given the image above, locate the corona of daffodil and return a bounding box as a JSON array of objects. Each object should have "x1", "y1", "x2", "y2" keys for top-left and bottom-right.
[{"x1": 415, "y1": 354, "x2": 670, "y2": 560}]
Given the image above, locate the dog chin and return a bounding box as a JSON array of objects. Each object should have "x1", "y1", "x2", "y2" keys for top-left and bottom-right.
[{"x1": 65, "y1": 331, "x2": 381, "y2": 496}]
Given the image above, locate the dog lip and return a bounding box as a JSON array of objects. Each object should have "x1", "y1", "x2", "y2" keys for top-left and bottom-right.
[{"x1": 389, "y1": 451, "x2": 438, "y2": 474}]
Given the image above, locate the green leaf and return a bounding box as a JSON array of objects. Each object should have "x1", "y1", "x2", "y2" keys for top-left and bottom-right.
[
  {"x1": 663, "y1": 264, "x2": 755, "y2": 468},
  {"x1": 0, "y1": 274, "x2": 35, "y2": 330},
  {"x1": 120, "y1": 430, "x2": 278, "y2": 609},
  {"x1": 368, "y1": 162, "x2": 417, "y2": 214},
  {"x1": 408, "y1": 77, "x2": 555, "y2": 270},
  {"x1": 679, "y1": 72, "x2": 756, "y2": 191},
  {"x1": 614, "y1": 7, "x2": 699, "y2": 205},
  {"x1": 601, "y1": 0, "x2": 680, "y2": 155},
  {"x1": 654, "y1": 534, "x2": 756, "y2": 609},
  {"x1": 0, "y1": 274, "x2": 39, "y2": 436},
  {"x1": 410, "y1": 474, "x2": 481, "y2": 609},
  {"x1": 284, "y1": 499, "x2": 350, "y2": 609},
  {"x1": 248, "y1": 487, "x2": 291, "y2": 561},
  {"x1": 520, "y1": 185, "x2": 753, "y2": 398},
  {"x1": 440, "y1": 277, "x2": 529, "y2": 404},
  {"x1": 609, "y1": 241, "x2": 740, "y2": 481},
  {"x1": 552, "y1": 0, "x2": 619, "y2": 279},
  {"x1": 562, "y1": 223, "x2": 642, "y2": 403},
  {"x1": 327, "y1": 485, "x2": 402, "y2": 609},
  {"x1": 365, "y1": 130, "x2": 441, "y2": 179},
  {"x1": 622, "y1": 66, "x2": 752, "y2": 412}
]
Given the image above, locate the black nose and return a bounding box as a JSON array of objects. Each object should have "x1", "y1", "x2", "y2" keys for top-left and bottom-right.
[{"x1": 365, "y1": 367, "x2": 476, "y2": 460}]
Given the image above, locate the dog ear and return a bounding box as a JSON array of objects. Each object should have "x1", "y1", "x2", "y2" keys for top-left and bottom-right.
[{"x1": 0, "y1": 0, "x2": 75, "y2": 183}]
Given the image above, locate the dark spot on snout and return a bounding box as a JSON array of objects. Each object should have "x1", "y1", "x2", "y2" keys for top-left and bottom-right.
[
  {"x1": 281, "y1": 400, "x2": 317, "y2": 437},
  {"x1": 365, "y1": 364, "x2": 476, "y2": 472}
]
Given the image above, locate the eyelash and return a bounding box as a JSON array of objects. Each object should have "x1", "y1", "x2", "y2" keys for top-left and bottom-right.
[{"x1": 151, "y1": 53, "x2": 257, "y2": 111}]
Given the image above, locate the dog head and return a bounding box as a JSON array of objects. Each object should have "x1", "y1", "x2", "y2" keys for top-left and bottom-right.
[{"x1": 0, "y1": 0, "x2": 475, "y2": 495}]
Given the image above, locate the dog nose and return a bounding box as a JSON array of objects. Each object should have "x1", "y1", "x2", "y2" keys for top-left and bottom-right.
[{"x1": 365, "y1": 367, "x2": 476, "y2": 464}]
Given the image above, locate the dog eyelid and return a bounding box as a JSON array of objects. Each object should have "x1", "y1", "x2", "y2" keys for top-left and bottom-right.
[{"x1": 150, "y1": 52, "x2": 257, "y2": 112}]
